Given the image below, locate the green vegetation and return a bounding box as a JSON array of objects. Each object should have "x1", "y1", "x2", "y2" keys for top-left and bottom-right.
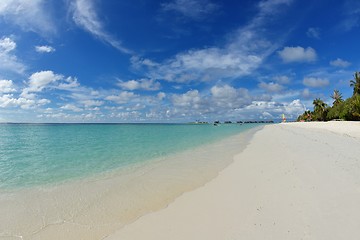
[{"x1": 297, "y1": 72, "x2": 360, "y2": 121}]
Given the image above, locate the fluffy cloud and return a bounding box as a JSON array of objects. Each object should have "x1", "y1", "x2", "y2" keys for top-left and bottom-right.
[
  {"x1": 144, "y1": 47, "x2": 264, "y2": 82},
  {"x1": 18, "y1": 70, "x2": 65, "y2": 108},
  {"x1": 303, "y1": 77, "x2": 329, "y2": 88},
  {"x1": 273, "y1": 75, "x2": 290, "y2": 84},
  {"x1": 105, "y1": 91, "x2": 138, "y2": 104},
  {"x1": 0, "y1": 94, "x2": 32, "y2": 108},
  {"x1": 0, "y1": 0, "x2": 55, "y2": 36},
  {"x1": 258, "y1": 82, "x2": 284, "y2": 93},
  {"x1": 111, "y1": 111, "x2": 142, "y2": 120},
  {"x1": 35, "y1": 45, "x2": 55, "y2": 53},
  {"x1": 278, "y1": 46, "x2": 317, "y2": 63},
  {"x1": 0, "y1": 37, "x2": 16, "y2": 52},
  {"x1": 117, "y1": 79, "x2": 161, "y2": 91},
  {"x1": 284, "y1": 99, "x2": 306, "y2": 115},
  {"x1": 134, "y1": 0, "x2": 294, "y2": 83},
  {"x1": 37, "y1": 98, "x2": 50, "y2": 105},
  {"x1": 69, "y1": 0, "x2": 130, "y2": 53},
  {"x1": 80, "y1": 99, "x2": 104, "y2": 107},
  {"x1": 169, "y1": 85, "x2": 254, "y2": 118},
  {"x1": 0, "y1": 94, "x2": 49, "y2": 109},
  {"x1": 57, "y1": 77, "x2": 80, "y2": 90},
  {"x1": 0, "y1": 37, "x2": 26, "y2": 74},
  {"x1": 61, "y1": 104, "x2": 83, "y2": 112},
  {"x1": 330, "y1": 58, "x2": 351, "y2": 68},
  {"x1": 161, "y1": 0, "x2": 219, "y2": 20},
  {"x1": 172, "y1": 90, "x2": 202, "y2": 108},
  {"x1": 26, "y1": 70, "x2": 63, "y2": 92},
  {"x1": 241, "y1": 99, "x2": 305, "y2": 120},
  {"x1": 210, "y1": 85, "x2": 252, "y2": 109},
  {"x1": 0, "y1": 79, "x2": 16, "y2": 93}
]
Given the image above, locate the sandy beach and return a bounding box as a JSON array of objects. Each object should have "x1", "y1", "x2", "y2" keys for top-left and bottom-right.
[
  {"x1": 0, "y1": 125, "x2": 259, "y2": 240},
  {"x1": 106, "y1": 122, "x2": 360, "y2": 240}
]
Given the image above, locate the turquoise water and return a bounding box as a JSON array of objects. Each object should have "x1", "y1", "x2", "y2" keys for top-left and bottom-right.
[{"x1": 0, "y1": 123, "x2": 258, "y2": 189}]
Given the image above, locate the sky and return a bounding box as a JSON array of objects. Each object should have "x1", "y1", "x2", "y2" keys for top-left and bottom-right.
[{"x1": 0, "y1": 0, "x2": 359, "y2": 123}]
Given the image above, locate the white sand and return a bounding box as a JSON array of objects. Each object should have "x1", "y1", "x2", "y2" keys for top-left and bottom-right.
[{"x1": 106, "y1": 122, "x2": 360, "y2": 240}]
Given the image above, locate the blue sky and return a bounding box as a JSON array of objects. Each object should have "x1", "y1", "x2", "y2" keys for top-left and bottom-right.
[{"x1": 0, "y1": 0, "x2": 359, "y2": 123}]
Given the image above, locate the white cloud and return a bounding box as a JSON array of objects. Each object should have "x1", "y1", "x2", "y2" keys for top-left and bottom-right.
[
  {"x1": 138, "y1": 46, "x2": 264, "y2": 83},
  {"x1": 130, "y1": 56, "x2": 159, "y2": 69},
  {"x1": 157, "y1": 92, "x2": 166, "y2": 100},
  {"x1": 258, "y1": 81, "x2": 284, "y2": 93},
  {"x1": 35, "y1": 45, "x2": 55, "y2": 53},
  {"x1": 162, "y1": 0, "x2": 219, "y2": 20},
  {"x1": 126, "y1": 103, "x2": 145, "y2": 111},
  {"x1": 241, "y1": 99, "x2": 305, "y2": 120},
  {"x1": 16, "y1": 71, "x2": 92, "y2": 112},
  {"x1": 306, "y1": 27, "x2": 321, "y2": 39},
  {"x1": 134, "y1": 0, "x2": 294, "y2": 83},
  {"x1": 61, "y1": 104, "x2": 83, "y2": 112},
  {"x1": 37, "y1": 98, "x2": 51, "y2": 105},
  {"x1": 0, "y1": 37, "x2": 26, "y2": 74},
  {"x1": 303, "y1": 77, "x2": 329, "y2": 88},
  {"x1": 0, "y1": 0, "x2": 55, "y2": 36},
  {"x1": 0, "y1": 94, "x2": 49, "y2": 109},
  {"x1": 69, "y1": 0, "x2": 131, "y2": 54},
  {"x1": 172, "y1": 90, "x2": 201, "y2": 107},
  {"x1": 20, "y1": 91, "x2": 36, "y2": 99},
  {"x1": 211, "y1": 85, "x2": 237, "y2": 99},
  {"x1": 273, "y1": 75, "x2": 290, "y2": 84},
  {"x1": 330, "y1": 58, "x2": 351, "y2": 68},
  {"x1": 57, "y1": 77, "x2": 80, "y2": 90},
  {"x1": 26, "y1": 70, "x2": 63, "y2": 92},
  {"x1": 0, "y1": 79, "x2": 16, "y2": 93},
  {"x1": 210, "y1": 85, "x2": 252, "y2": 109},
  {"x1": 105, "y1": 91, "x2": 138, "y2": 104},
  {"x1": 168, "y1": 85, "x2": 254, "y2": 119},
  {"x1": 111, "y1": 111, "x2": 142, "y2": 120},
  {"x1": 117, "y1": 79, "x2": 161, "y2": 91},
  {"x1": 80, "y1": 99, "x2": 103, "y2": 107},
  {"x1": 284, "y1": 99, "x2": 306, "y2": 115},
  {"x1": 278, "y1": 46, "x2": 317, "y2": 63},
  {"x1": 0, "y1": 94, "x2": 17, "y2": 108},
  {"x1": 0, "y1": 37, "x2": 16, "y2": 52}
]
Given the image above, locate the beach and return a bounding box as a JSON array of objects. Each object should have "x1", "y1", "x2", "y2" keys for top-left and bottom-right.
[
  {"x1": 106, "y1": 122, "x2": 360, "y2": 240},
  {"x1": 0, "y1": 124, "x2": 259, "y2": 239},
  {"x1": 1, "y1": 122, "x2": 360, "y2": 239}
]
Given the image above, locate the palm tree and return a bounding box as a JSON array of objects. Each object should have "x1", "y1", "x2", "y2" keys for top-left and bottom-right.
[
  {"x1": 313, "y1": 98, "x2": 326, "y2": 111},
  {"x1": 350, "y1": 72, "x2": 360, "y2": 96},
  {"x1": 330, "y1": 89, "x2": 343, "y2": 106},
  {"x1": 313, "y1": 98, "x2": 327, "y2": 121}
]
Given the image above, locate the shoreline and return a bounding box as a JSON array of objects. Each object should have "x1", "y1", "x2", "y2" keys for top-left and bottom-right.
[
  {"x1": 0, "y1": 125, "x2": 262, "y2": 239},
  {"x1": 106, "y1": 122, "x2": 360, "y2": 240}
]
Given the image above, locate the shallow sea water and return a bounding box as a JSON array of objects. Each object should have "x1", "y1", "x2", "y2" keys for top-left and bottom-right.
[{"x1": 0, "y1": 123, "x2": 263, "y2": 239}]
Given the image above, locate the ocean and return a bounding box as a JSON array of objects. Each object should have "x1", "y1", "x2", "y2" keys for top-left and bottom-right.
[
  {"x1": 0, "y1": 123, "x2": 263, "y2": 239},
  {"x1": 0, "y1": 123, "x2": 258, "y2": 189}
]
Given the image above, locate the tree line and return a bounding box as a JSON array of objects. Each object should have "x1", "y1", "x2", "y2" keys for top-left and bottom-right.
[{"x1": 297, "y1": 72, "x2": 360, "y2": 121}]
